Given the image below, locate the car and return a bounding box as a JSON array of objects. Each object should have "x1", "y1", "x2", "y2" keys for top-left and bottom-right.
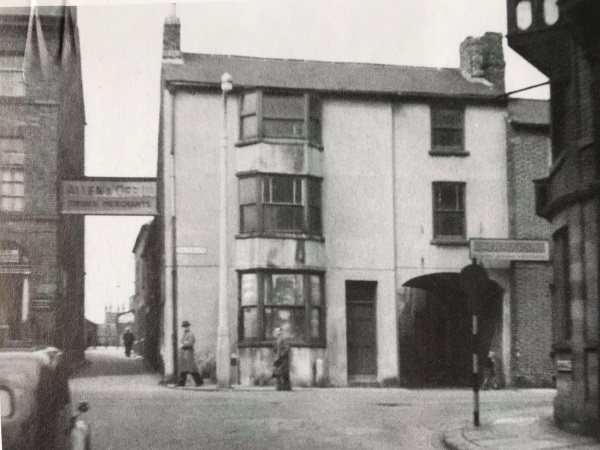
[{"x1": 0, "y1": 346, "x2": 91, "y2": 450}]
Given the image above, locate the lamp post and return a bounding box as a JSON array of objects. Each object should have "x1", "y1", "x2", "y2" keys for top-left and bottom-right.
[{"x1": 216, "y1": 73, "x2": 233, "y2": 389}]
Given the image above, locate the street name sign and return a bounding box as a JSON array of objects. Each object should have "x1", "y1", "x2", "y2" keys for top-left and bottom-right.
[
  {"x1": 61, "y1": 178, "x2": 157, "y2": 216},
  {"x1": 469, "y1": 239, "x2": 549, "y2": 261}
]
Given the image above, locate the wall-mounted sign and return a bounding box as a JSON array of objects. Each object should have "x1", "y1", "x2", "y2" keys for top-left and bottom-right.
[
  {"x1": 469, "y1": 239, "x2": 550, "y2": 261},
  {"x1": 61, "y1": 178, "x2": 157, "y2": 216},
  {"x1": 177, "y1": 247, "x2": 207, "y2": 255},
  {"x1": 556, "y1": 359, "x2": 572, "y2": 373},
  {"x1": 0, "y1": 249, "x2": 20, "y2": 264}
]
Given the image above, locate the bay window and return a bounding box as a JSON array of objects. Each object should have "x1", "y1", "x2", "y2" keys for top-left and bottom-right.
[
  {"x1": 239, "y1": 174, "x2": 322, "y2": 236},
  {"x1": 239, "y1": 271, "x2": 325, "y2": 345},
  {"x1": 238, "y1": 90, "x2": 321, "y2": 146}
]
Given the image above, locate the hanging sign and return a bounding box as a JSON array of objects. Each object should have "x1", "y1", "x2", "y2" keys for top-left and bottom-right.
[
  {"x1": 61, "y1": 178, "x2": 157, "y2": 216},
  {"x1": 470, "y1": 239, "x2": 549, "y2": 261}
]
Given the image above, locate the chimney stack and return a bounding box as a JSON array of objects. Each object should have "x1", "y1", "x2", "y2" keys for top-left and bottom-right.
[
  {"x1": 460, "y1": 32, "x2": 505, "y2": 91},
  {"x1": 163, "y1": 5, "x2": 183, "y2": 64}
]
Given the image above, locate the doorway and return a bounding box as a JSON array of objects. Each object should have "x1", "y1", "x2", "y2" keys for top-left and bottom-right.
[{"x1": 346, "y1": 280, "x2": 377, "y2": 382}]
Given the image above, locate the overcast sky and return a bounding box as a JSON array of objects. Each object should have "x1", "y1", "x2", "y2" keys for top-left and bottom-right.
[{"x1": 9, "y1": 0, "x2": 550, "y2": 323}]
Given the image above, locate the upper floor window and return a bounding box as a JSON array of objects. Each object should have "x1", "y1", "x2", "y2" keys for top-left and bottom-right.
[
  {"x1": 431, "y1": 106, "x2": 465, "y2": 155},
  {"x1": 0, "y1": 137, "x2": 25, "y2": 212},
  {"x1": 239, "y1": 271, "x2": 324, "y2": 346},
  {"x1": 239, "y1": 91, "x2": 322, "y2": 146},
  {"x1": 239, "y1": 174, "x2": 322, "y2": 237},
  {"x1": 0, "y1": 55, "x2": 25, "y2": 97},
  {"x1": 432, "y1": 182, "x2": 466, "y2": 241}
]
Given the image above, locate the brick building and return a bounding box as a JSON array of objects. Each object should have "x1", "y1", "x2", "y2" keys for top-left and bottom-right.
[
  {"x1": 0, "y1": 6, "x2": 86, "y2": 363},
  {"x1": 152, "y1": 11, "x2": 556, "y2": 389},
  {"x1": 506, "y1": 0, "x2": 600, "y2": 436}
]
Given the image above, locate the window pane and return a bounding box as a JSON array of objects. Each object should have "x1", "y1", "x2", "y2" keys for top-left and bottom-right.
[
  {"x1": 268, "y1": 274, "x2": 304, "y2": 305},
  {"x1": 308, "y1": 206, "x2": 322, "y2": 234},
  {"x1": 239, "y1": 177, "x2": 257, "y2": 205},
  {"x1": 309, "y1": 96, "x2": 320, "y2": 120},
  {"x1": 14, "y1": 197, "x2": 23, "y2": 211},
  {"x1": 241, "y1": 91, "x2": 257, "y2": 115},
  {"x1": 13, "y1": 169, "x2": 23, "y2": 182},
  {"x1": 263, "y1": 94, "x2": 304, "y2": 119},
  {"x1": 14, "y1": 184, "x2": 24, "y2": 196},
  {"x1": 308, "y1": 179, "x2": 321, "y2": 207},
  {"x1": 434, "y1": 212, "x2": 465, "y2": 238},
  {"x1": 241, "y1": 205, "x2": 259, "y2": 233},
  {"x1": 432, "y1": 108, "x2": 463, "y2": 128},
  {"x1": 310, "y1": 308, "x2": 320, "y2": 339},
  {"x1": 0, "y1": 55, "x2": 24, "y2": 70},
  {"x1": 432, "y1": 129, "x2": 462, "y2": 148},
  {"x1": 241, "y1": 115, "x2": 258, "y2": 139},
  {"x1": 308, "y1": 118, "x2": 321, "y2": 143},
  {"x1": 264, "y1": 307, "x2": 305, "y2": 339},
  {"x1": 264, "y1": 205, "x2": 303, "y2": 231},
  {"x1": 1, "y1": 197, "x2": 12, "y2": 211},
  {"x1": 264, "y1": 119, "x2": 304, "y2": 138},
  {"x1": 270, "y1": 176, "x2": 295, "y2": 203},
  {"x1": 434, "y1": 184, "x2": 460, "y2": 211},
  {"x1": 243, "y1": 307, "x2": 259, "y2": 339},
  {"x1": 1, "y1": 170, "x2": 10, "y2": 182},
  {"x1": 241, "y1": 273, "x2": 258, "y2": 306},
  {"x1": 294, "y1": 178, "x2": 302, "y2": 204},
  {"x1": 310, "y1": 275, "x2": 322, "y2": 305},
  {"x1": 1, "y1": 184, "x2": 11, "y2": 195}
]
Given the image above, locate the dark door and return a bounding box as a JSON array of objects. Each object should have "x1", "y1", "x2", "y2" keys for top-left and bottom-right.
[{"x1": 346, "y1": 281, "x2": 377, "y2": 379}]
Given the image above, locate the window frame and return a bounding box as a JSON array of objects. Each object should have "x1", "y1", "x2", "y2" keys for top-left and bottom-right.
[
  {"x1": 430, "y1": 104, "x2": 467, "y2": 156},
  {"x1": 237, "y1": 90, "x2": 322, "y2": 148},
  {"x1": 238, "y1": 270, "x2": 326, "y2": 347},
  {"x1": 238, "y1": 173, "x2": 323, "y2": 238},
  {"x1": 431, "y1": 181, "x2": 467, "y2": 244},
  {"x1": 0, "y1": 136, "x2": 25, "y2": 213}
]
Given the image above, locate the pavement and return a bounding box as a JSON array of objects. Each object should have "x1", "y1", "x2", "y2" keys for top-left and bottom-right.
[{"x1": 443, "y1": 410, "x2": 600, "y2": 450}]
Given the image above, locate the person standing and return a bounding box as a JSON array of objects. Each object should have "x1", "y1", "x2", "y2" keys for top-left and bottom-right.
[
  {"x1": 273, "y1": 327, "x2": 292, "y2": 391},
  {"x1": 123, "y1": 328, "x2": 134, "y2": 358},
  {"x1": 179, "y1": 321, "x2": 203, "y2": 387}
]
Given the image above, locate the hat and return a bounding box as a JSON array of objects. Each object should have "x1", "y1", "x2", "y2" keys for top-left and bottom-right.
[{"x1": 181, "y1": 320, "x2": 190, "y2": 327}]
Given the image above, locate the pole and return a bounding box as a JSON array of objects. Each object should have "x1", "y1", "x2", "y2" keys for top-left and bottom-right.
[
  {"x1": 216, "y1": 73, "x2": 233, "y2": 389},
  {"x1": 472, "y1": 311, "x2": 480, "y2": 427}
]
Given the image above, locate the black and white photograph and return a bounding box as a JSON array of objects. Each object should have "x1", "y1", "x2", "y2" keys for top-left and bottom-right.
[{"x1": 0, "y1": 0, "x2": 599, "y2": 448}]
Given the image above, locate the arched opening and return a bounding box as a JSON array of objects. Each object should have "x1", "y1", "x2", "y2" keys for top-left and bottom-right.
[{"x1": 399, "y1": 272, "x2": 503, "y2": 387}]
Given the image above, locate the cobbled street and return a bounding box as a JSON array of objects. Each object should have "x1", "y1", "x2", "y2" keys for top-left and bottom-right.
[{"x1": 70, "y1": 348, "x2": 556, "y2": 450}]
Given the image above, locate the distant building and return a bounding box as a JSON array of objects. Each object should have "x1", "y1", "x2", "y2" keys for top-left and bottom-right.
[
  {"x1": 153, "y1": 12, "x2": 554, "y2": 388},
  {"x1": 0, "y1": 6, "x2": 85, "y2": 362},
  {"x1": 507, "y1": 0, "x2": 600, "y2": 435}
]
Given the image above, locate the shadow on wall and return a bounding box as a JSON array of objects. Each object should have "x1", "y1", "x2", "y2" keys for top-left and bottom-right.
[{"x1": 398, "y1": 277, "x2": 503, "y2": 387}]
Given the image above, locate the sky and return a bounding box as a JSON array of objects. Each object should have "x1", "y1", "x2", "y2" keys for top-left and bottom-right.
[{"x1": 7, "y1": 0, "x2": 550, "y2": 323}]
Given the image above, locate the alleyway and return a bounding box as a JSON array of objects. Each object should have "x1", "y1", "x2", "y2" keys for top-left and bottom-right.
[{"x1": 70, "y1": 348, "x2": 556, "y2": 450}]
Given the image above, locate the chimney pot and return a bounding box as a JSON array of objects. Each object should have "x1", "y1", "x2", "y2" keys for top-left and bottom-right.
[{"x1": 163, "y1": 11, "x2": 182, "y2": 63}]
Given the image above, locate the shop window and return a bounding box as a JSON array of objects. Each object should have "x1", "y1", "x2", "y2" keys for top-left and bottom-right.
[
  {"x1": 239, "y1": 91, "x2": 321, "y2": 146},
  {"x1": 432, "y1": 182, "x2": 466, "y2": 241},
  {"x1": 0, "y1": 55, "x2": 25, "y2": 97},
  {"x1": 238, "y1": 174, "x2": 322, "y2": 237},
  {"x1": 0, "y1": 137, "x2": 25, "y2": 212},
  {"x1": 431, "y1": 106, "x2": 465, "y2": 155},
  {"x1": 239, "y1": 271, "x2": 324, "y2": 345}
]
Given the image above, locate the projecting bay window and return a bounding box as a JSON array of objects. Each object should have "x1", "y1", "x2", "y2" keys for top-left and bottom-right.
[
  {"x1": 239, "y1": 271, "x2": 325, "y2": 346},
  {"x1": 0, "y1": 137, "x2": 25, "y2": 212},
  {"x1": 238, "y1": 91, "x2": 322, "y2": 146},
  {"x1": 430, "y1": 105, "x2": 466, "y2": 155},
  {"x1": 432, "y1": 182, "x2": 466, "y2": 244},
  {"x1": 239, "y1": 174, "x2": 322, "y2": 237}
]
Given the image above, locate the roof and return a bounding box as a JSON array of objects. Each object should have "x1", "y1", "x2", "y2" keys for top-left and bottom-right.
[
  {"x1": 0, "y1": 6, "x2": 67, "y2": 18},
  {"x1": 508, "y1": 98, "x2": 550, "y2": 126},
  {"x1": 163, "y1": 53, "x2": 504, "y2": 99}
]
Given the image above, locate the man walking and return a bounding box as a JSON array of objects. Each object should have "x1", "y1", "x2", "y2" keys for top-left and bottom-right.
[
  {"x1": 179, "y1": 321, "x2": 203, "y2": 387},
  {"x1": 123, "y1": 328, "x2": 134, "y2": 358},
  {"x1": 273, "y1": 327, "x2": 292, "y2": 391}
]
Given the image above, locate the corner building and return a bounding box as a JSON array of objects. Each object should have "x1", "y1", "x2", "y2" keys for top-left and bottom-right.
[{"x1": 157, "y1": 14, "x2": 551, "y2": 387}]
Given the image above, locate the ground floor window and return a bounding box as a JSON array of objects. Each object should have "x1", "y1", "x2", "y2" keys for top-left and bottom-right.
[{"x1": 239, "y1": 270, "x2": 324, "y2": 346}]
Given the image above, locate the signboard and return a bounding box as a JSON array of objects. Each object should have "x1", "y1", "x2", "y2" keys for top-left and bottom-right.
[
  {"x1": 61, "y1": 178, "x2": 157, "y2": 216},
  {"x1": 0, "y1": 249, "x2": 20, "y2": 264},
  {"x1": 469, "y1": 239, "x2": 549, "y2": 261},
  {"x1": 177, "y1": 247, "x2": 207, "y2": 255}
]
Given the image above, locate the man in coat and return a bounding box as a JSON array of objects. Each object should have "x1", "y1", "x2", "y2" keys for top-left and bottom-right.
[
  {"x1": 179, "y1": 321, "x2": 203, "y2": 387},
  {"x1": 122, "y1": 328, "x2": 134, "y2": 358},
  {"x1": 273, "y1": 327, "x2": 292, "y2": 391}
]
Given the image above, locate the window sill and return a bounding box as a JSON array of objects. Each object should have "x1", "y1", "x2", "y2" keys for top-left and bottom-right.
[
  {"x1": 238, "y1": 340, "x2": 326, "y2": 349},
  {"x1": 235, "y1": 137, "x2": 324, "y2": 150},
  {"x1": 429, "y1": 150, "x2": 469, "y2": 157},
  {"x1": 236, "y1": 232, "x2": 325, "y2": 242},
  {"x1": 430, "y1": 238, "x2": 469, "y2": 246}
]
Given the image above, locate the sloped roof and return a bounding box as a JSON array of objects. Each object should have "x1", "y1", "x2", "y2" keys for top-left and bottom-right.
[
  {"x1": 508, "y1": 98, "x2": 550, "y2": 126},
  {"x1": 163, "y1": 53, "x2": 504, "y2": 99}
]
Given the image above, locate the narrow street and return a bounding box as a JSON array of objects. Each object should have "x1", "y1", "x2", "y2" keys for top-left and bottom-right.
[{"x1": 70, "y1": 348, "x2": 556, "y2": 450}]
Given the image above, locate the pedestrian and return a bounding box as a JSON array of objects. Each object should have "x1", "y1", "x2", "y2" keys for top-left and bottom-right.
[
  {"x1": 123, "y1": 328, "x2": 135, "y2": 358},
  {"x1": 272, "y1": 327, "x2": 292, "y2": 391},
  {"x1": 482, "y1": 351, "x2": 498, "y2": 390},
  {"x1": 179, "y1": 321, "x2": 203, "y2": 387}
]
